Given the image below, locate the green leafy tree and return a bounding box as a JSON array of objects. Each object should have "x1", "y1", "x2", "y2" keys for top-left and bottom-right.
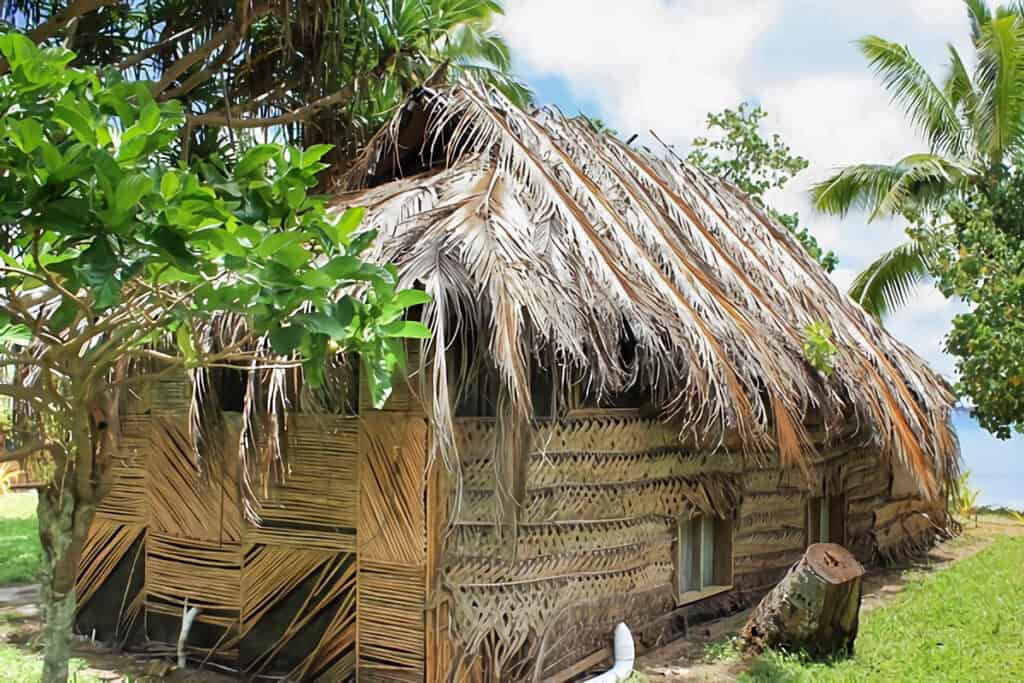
[
  {"x1": 812, "y1": 0, "x2": 1024, "y2": 319},
  {"x1": 917, "y1": 176, "x2": 1024, "y2": 438},
  {"x1": 0, "y1": 34, "x2": 427, "y2": 682},
  {"x1": 0, "y1": 0, "x2": 530, "y2": 170},
  {"x1": 688, "y1": 102, "x2": 838, "y2": 272}
]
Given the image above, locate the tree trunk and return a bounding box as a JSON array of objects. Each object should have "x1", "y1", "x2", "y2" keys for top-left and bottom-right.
[
  {"x1": 37, "y1": 482, "x2": 96, "y2": 683},
  {"x1": 740, "y1": 543, "x2": 865, "y2": 657}
]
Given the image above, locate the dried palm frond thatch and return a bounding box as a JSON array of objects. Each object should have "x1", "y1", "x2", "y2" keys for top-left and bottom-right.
[{"x1": 333, "y1": 80, "x2": 959, "y2": 498}]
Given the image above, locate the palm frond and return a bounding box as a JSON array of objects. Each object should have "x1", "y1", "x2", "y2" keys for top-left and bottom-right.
[
  {"x1": 974, "y1": 13, "x2": 1024, "y2": 165},
  {"x1": 849, "y1": 239, "x2": 931, "y2": 321},
  {"x1": 858, "y1": 35, "x2": 964, "y2": 153},
  {"x1": 966, "y1": 0, "x2": 994, "y2": 45},
  {"x1": 945, "y1": 43, "x2": 980, "y2": 125},
  {"x1": 811, "y1": 154, "x2": 970, "y2": 219}
]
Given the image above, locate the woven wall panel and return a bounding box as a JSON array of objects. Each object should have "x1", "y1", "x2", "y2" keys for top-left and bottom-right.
[
  {"x1": 97, "y1": 416, "x2": 150, "y2": 524},
  {"x1": 357, "y1": 412, "x2": 429, "y2": 680},
  {"x1": 241, "y1": 545, "x2": 357, "y2": 680},
  {"x1": 145, "y1": 532, "x2": 242, "y2": 630},
  {"x1": 446, "y1": 413, "x2": 742, "y2": 678},
  {"x1": 447, "y1": 562, "x2": 672, "y2": 671},
  {"x1": 244, "y1": 526, "x2": 356, "y2": 553},
  {"x1": 358, "y1": 414, "x2": 427, "y2": 564},
  {"x1": 76, "y1": 520, "x2": 145, "y2": 628},
  {"x1": 147, "y1": 417, "x2": 242, "y2": 543},
  {"x1": 123, "y1": 375, "x2": 189, "y2": 415},
  {"x1": 455, "y1": 416, "x2": 683, "y2": 463},
  {"x1": 248, "y1": 414, "x2": 358, "y2": 550},
  {"x1": 450, "y1": 516, "x2": 674, "y2": 562},
  {"x1": 459, "y1": 475, "x2": 741, "y2": 524},
  {"x1": 358, "y1": 560, "x2": 426, "y2": 681},
  {"x1": 462, "y1": 449, "x2": 742, "y2": 491},
  {"x1": 447, "y1": 538, "x2": 673, "y2": 584}
]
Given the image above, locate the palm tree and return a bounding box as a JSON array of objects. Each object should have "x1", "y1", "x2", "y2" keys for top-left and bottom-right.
[{"x1": 812, "y1": 0, "x2": 1024, "y2": 320}]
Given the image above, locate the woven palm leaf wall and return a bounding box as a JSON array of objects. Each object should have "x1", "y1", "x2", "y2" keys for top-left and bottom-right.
[
  {"x1": 75, "y1": 371, "x2": 942, "y2": 682},
  {"x1": 76, "y1": 379, "x2": 361, "y2": 681},
  {"x1": 444, "y1": 414, "x2": 934, "y2": 681}
]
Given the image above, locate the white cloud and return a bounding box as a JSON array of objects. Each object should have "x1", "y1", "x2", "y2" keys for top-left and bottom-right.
[{"x1": 496, "y1": 0, "x2": 783, "y2": 141}]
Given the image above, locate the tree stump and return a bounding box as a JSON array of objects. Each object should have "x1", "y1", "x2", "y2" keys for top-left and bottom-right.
[{"x1": 740, "y1": 543, "x2": 865, "y2": 657}]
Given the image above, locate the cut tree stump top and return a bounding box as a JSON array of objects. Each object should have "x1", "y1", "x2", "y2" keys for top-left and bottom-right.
[{"x1": 805, "y1": 543, "x2": 865, "y2": 584}]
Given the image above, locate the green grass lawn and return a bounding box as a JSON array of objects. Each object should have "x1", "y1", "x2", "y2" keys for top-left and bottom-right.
[
  {"x1": 0, "y1": 641, "x2": 98, "y2": 683},
  {"x1": 739, "y1": 535, "x2": 1024, "y2": 682},
  {"x1": 0, "y1": 493, "x2": 41, "y2": 585}
]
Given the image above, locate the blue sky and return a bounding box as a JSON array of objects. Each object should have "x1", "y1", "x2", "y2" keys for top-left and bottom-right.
[{"x1": 495, "y1": 0, "x2": 972, "y2": 379}]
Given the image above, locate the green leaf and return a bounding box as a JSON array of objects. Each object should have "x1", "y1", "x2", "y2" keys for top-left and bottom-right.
[
  {"x1": 302, "y1": 337, "x2": 327, "y2": 388},
  {"x1": 40, "y1": 198, "x2": 90, "y2": 235},
  {"x1": 54, "y1": 100, "x2": 97, "y2": 145},
  {"x1": 273, "y1": 243, "x2": 313, "y2": 270},
  {"x1": 302, "y1": 312, "x2": 348, "y2": 339},
  {"x1": 117, "y1": 133, "x2": 148, "y2": 162},
  {"x1": 269, "y1": 324, "x2": 305, "y2": 355},
  {"x1": 236, "y1": 144, "x2": 280, "y2": 177},
  {"x1": 348, "y1": 227, "x2": 378, "y2": 256},
  {"x1": 48, "y1": 297, "x2": 79, "y2": 333},
  {"x1": 76, "y1": 238, "x2": 117, "y2": 285},
  {"x1": 136, "y1": 101, "x2": 161, "y2": 134},
  {"x1": 0, "y1": 321, "x2": 32, "y2": 348},
  {"x1": 152, "y1": 227, "x2": 196, "y2": 267},
  {"x1": 160, "y1": 172, "x2": 181, "y2": 200},
  {"x1": 0, "y1": 33, "x2": 36, "y2": 69},
  {"x1": 37, "y1": 142, "x2": 63, "y2": 172},
  {"x1": 299, "y1": 299, "x2": 357, "y2": 340},
  {"x1": 285, "y1": 184, "x2": 305, "y2": 210},
  {"x1": 300, "y1": 269, "x2": 335, "y2": 288},
  {"x1": 256, "y1": 232, "x2": 304, "y2": 258},
  {"x1": 8, "y1": 118, "x2": 44, "y2": 153},
  {"x1": 114, "y1": 175, "x2": 154, "y2": 217},
  {"x1": 331, "y1": 298, "x2": 356, "y2": 333},
  {"x1": 322, "y1": 255, "x2": 360, "y2": 279},
  {"x1": 363, "y1": 354, "x2": 396, "y2": 409},
  {"x1": 381, "y1": 320, "x2": 432, "y2": 339},
  {"x1": 301, "y1": 144, "x2": 333, "y2": 168},
  {"x1": 392, "y1": 289, "x2": 432, "y2": 310},
  {"x1": 92, "y1": 277, "x2": 121, "y2": 310},
  {"x1": 329, "y1": 207, "x2": 365, "y2": 246}
]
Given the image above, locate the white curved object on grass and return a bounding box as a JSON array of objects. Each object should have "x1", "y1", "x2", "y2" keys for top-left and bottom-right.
[{"x1": 583, "y1": 622, "x2": 635, "y2": 683}]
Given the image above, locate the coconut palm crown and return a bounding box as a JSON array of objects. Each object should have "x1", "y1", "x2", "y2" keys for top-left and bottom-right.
[{"x1": 812, "y1": 0, "x2": 1024, "y2": 319}]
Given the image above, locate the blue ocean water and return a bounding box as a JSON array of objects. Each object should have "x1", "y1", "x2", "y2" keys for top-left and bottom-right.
[{"x1": 954, "y1": 410, "x2": 1024, "y2": 510}]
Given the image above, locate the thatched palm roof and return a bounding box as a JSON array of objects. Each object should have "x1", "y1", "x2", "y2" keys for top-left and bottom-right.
[{"x1": 330, "y1": 81, "x2": 958, "y2": 497}]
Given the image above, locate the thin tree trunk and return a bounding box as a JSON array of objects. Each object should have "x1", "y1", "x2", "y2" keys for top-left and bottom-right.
[
  {"x1": 37, "y1": 482, "x2": 95, "y2": 683},
  {"x1": 36, "y1": 387, "x2": 117, "y2": 683}
]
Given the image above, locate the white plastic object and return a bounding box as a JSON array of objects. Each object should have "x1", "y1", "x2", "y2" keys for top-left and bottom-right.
[{"x1": 582, "y1": 622, "x2": 635, "y2": 683}]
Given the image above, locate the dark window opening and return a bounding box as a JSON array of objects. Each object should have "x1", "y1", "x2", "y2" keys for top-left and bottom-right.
[
  {"x1": 676, "y1": 514, "x2": 733, "y2": 603},
  {"x1": 807, "y1": 493, "x2": 847, "y2": 546}
]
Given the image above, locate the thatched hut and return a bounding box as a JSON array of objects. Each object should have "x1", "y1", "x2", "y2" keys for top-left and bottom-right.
[{"x1": 75, "y1": 82, "x2": 959, "y2": 682}]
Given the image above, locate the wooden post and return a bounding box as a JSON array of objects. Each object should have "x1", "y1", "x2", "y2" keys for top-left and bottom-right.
[{"x1": 741, "y1": 543, "x2": 864, "y2": 657}]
